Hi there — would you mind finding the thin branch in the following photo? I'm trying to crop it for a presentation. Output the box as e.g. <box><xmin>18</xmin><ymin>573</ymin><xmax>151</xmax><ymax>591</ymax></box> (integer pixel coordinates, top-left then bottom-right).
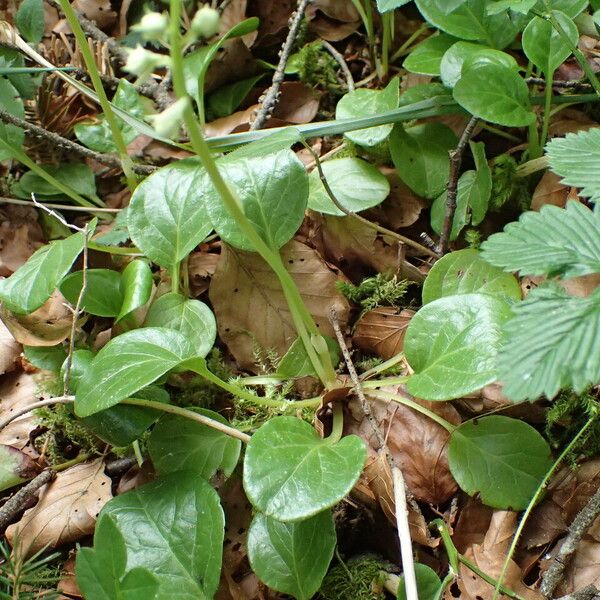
<box><xmin>525</xmin><ymin>77</ymin><xmax>592</xmax><ymax>90</ymax></box>
<box><xmin>0</xmin><ymin>397</ymin><xmax>75</xmax><ymax>432</ymax></box>
<box><xmin>250</xmin><ymin>0</ymin><xmax>311</xmax><ymax>130</ymax></box>
<box><xmin>321</xmin><ymin>40</ymin><xmax>354</xmax><ymax>92</ymax></box>
<box><xmin>552</xmin><ymin>586</ymin><xmax>600</xmax><ymax>600</ymax></box>
<box><xmin>436</xmin><ymin>116</ymin><xmax>479</xmax><ymax>255</ymax></box>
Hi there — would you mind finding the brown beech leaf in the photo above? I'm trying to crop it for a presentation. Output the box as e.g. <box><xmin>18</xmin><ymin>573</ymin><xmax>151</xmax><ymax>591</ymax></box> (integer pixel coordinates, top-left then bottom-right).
<box><xmin>209</xmin><ymin>240</ymin><xmax>350</xmax><ymax>372</ymax></box>
<box><xmin>352</xmin><ymin>307</ymin><xmax>414</xmax><ymax>361</ymax></box>
<box><xmin>0</xmin><ymin>320</ymin><xmax>21</xmax><ymax>376</ymax></box>
<box><xmin>205</xmin><ymin>38</ymin><xmax>260</xmax><ymax>94</ymax></box>
<box><xmin>71</xmin><ymin>0</ymin><xmax>116</xmax><ymax>28</ymax></box>
<box><xmin>220</xmin><ymin>0</ymin><xmax>257</xmax><ymax>47</ymax></box>
<box><xmin>452</xmin><ymin>498</ymin><xmax>494</xmax><ymax>554</ymax></box>
<box><xmin>188</xmin><ymin>251</ymin><xmax>220</xmax><ymax>297</ymax></box>
<box><xmin>6</xmin><ymin>460</ymin><xmax>112</xmax><ymax>556</ymax></box>
<box><xmin>531</xmin><ymin>171</ymin><xmax>570</xmax><ymax>210</ymax></box>
<box><xmin>0</xmin><ymin>206</ymin><xmax>44</xmax><ymax>277</ymax></box>
<box><xmin>308</xmin><ymin>0</ymin><xmax>360</xmax><ymax>41</ymax></box>
<box><xmin>57</xmin><ymin>554</ymin><xmax>81</xmax><ymax>599</ymax></box>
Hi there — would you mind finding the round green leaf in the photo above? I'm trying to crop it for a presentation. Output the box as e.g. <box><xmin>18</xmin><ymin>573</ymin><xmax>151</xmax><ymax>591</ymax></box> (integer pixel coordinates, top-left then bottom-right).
<box><xmin>128</xmin><ymin>160</ymin><xmax>212</xmax><ymax>268</ymax></box>
<box><xmin>390</xmin><ymin>123</ymin><xmax>457</xmax><ymax>199</ymax></box>
<box><xmin>522</xmin><ymin>10</ymin><xmax>578</xmax><ymax>75</ymax></box>
<box><xmin>405</xmin><ymin>293</ymin><xmax>512</xmax><ymax>400</ymax></box>
<box><xmin>247</xmin><ymin>511</ymin><xmax>336</xmax><ymax>600</ymax></box>
<box><xmin>422</xmin><ymin>249</ymin><xmax>521</xmax><ymax>304</ymax></box>
<box><xmin>550</xmin><ymin>0</ymin><xmax>588</xmax><ymax>18</ymax></box>
<box><xmin>403</xmin><ymin>34</ymin><xmax>458</xmax><ymax>76</ymax></box>
<box><xmin>24</xmin><ymin>345</ymin><xmax>68</xmax><ymax>373</ymax></box>
<box><xmin>60</xmin><ymin>269</ymin><xmax>123</xmax><ymax>317</ymax></box>
<box><xmin>243</xmin><ymin>416</ymin><xmax>366</xmax><ymax>522</ymax></box>
<box><xmin>397</xmin><ymin>564</ymin><xmax>442</xmax><ymax>600</ymax></box>
<box><xmin>203</xmin><ymin>149</ymin><xmax>308</xmax><ymax>251</ymax></box>
<box><xmin>117</xmin><ymin>259</ymin><xmax>153</xmax><ymax>321</ymax></box>
<box><xmin>145</xmin><ymin>292</ymin><xmax>216</xmax><ymax>358</ymax></box>
<box><xmin>448</xmin><ymin>416</ymin><xmax>553</xmax><ymax>510</ymax></box>
<box><xmin>453</xmin><ymin>62</ymin><xmax>535</xmax><ymax>127</ymax></box>
<box><xmin>102</xmin><ymin>472</ymin><xmax>224</xmax><ymax>599</ymax></box>
<box><xmin>335</xmin><ymin>78</ymin><xmax>399</xmax><ymax>147</ymax></box>
<box><xmin>148</xmin><ymin>409</ymin><xmax>241</xmax><ymax>479</ymax></box>
<box><xmin>16</xmin><ymin>164</ymin><xmax>97</xmax><ymax>199</ymax></box>
<box><xmin>307</xmin><ymin>157</ymin><xmax>390</xmax><ymax>216</ymax></box>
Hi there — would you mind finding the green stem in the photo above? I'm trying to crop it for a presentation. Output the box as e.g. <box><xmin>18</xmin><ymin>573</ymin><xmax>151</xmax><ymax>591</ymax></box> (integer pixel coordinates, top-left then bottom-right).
<box><xmin>171</xmin><ymin>261</ymin><xmax>180</xmax><ymax>294</ymax></box>
<box><xmin>88</xmin><ymin>242</ymin><xmax>143</xmax><ymax>256</ymax></box>
<box><xmin>361</xmin><ymin>376</ymin><xmax>409</xmax><ymax>388</ymax></box>
<box><xmin>57</xmin><ymin>0</ymin><xmax>138</xmax><ymax>191</ymax></box>
<box><xmin>360</xmin><ymin>353</ymin><xmax>405</xmax><ymax>380</ymax></box>
<box><xmin>390</xmin><ymin>23</ymin><xmax>429</xmax><ymax>63</ymax></box>
<box><xmin>528</xmin><ymin>120</ymin><xmax>541</xmax><ymax>159</ymax></box>
<box><xmin>328</xmin><ymin>402</ymin><xmax>344</xmax><ymax>443</ymax></box>
<box><xmin>381</xmin><ymin>12</ymin><xmax>392</xmax><ymax>78</ymax></box>
<box><xmin>540</xmin><ymin>69</ymin><xmax>554</xmax><ymax>149</ymax></box>
<box><xmin>492</xmin><ymin>415</ymin><xmax>597</xmax><ymax>600</ymax></box>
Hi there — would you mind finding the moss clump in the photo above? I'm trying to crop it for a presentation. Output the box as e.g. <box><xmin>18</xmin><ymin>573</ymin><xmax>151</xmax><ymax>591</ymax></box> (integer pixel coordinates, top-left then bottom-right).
<box><xmin>297</xmin><ymin>41</ymin><xmax>342</xmax><ymax>96</ymax></box>
<box><xmin>337</xmin><ymin>273</ymin><xmax>412</xmax><ymax>317</ymax></box>
<box><xmin>318</xmin><ymin>556</ymin><xmax>388</xmax><ymax>600</ymax></box>
<box><xmin>489</xmin><ymin>154</ymin><xmax>530</xmax><ymax>213</ymax></box>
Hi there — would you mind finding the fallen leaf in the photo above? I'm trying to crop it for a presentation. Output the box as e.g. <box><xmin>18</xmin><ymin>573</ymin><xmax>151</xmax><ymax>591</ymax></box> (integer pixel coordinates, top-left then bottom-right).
<box><xmin>308</xmin><ymin>0</ymin><xmax>360</xmax><ymax>41</ymax></box>
<box><xmin>248</xmin><ymin>0</ymin><xmax>296</xmax><ymax>46</ymax></box>
<box><xmin>188</xmin><ymin>250</ymin><xmax>220</xmax><ymax>297</ymax></box>
<box><xmin>531</xmin><ymin>171</ymin><xmax>570</xmax><ymax>210</ymax></box>
<box><xmin>6</xmin><ymin>460</ymin><xmax>112</xmax><ymax>556</ymax></box>
<box><xmin>0</xmin><ymin>320</ymin><xmax>21</xmax><ymax>376</ymax></box>
<box><xmin>209</xmin><ymin>240</ymin><xmax>350</xmax><ymax>372</ymax></box>
<box><xmin>220</xmin><ymin>0</ymin><xmax>257</xmax><ymax>47</ymax></box>
<box><xmin>205</xmin><ymin>38</ymin><xmax>261</xmax><ymax>94</ymax></box>
<box><xmin>452</xmin><ymin>498</ymin><xmax>494</xmax><ymax>554</ymax></box>
<box><xmin>57</xmin><ymin>554</ymin><xmax>81</xmax><ymax>599</ymax></box>
<box><xmin>71</xmin><ymin>0</ymin><xmax>116</xmax><ymax>29</ymax></box>
<box><xmin>555</xmin><ymin>538</ymin><xmax>600</xmax><ymax>596</ymax></box>
<box><xmin>0</xmin><ymin>205</ymin><xmax>44</xmax><ymax>277</ymax></box>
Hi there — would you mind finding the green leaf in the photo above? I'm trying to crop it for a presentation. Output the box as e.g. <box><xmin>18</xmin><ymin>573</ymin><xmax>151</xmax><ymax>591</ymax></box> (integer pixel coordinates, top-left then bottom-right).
<box><xmin>500</xmin><ymin>283</ymin><xmax>600</xmax><ymax>400</ymax></box>
<box><xmin>15</xmin><ymin>0</ymin><xmax>44</xmax><ymax>43</ymax></box>
<box><xmin>15</xmin><ymin>163</ymin><xmax>97</xmax><ymax>199</ymax></box>
<box><xmin>480</xmin><ymin>201</ymin><xmax>600</xmax><ymax>278</ymax></box>
<box><xmin>397</xmin><ymin>564</ymin><xmax>442</xmax><ymax>600</ymax></box>
<box><xmin>148</xmin><ymin>409</ymin><xmax>241</xmax><ymax>479</ymax></box>
<box><xmin>76</xmin><ymin>514</ymin><xmax>159</xmax><ymax>600</ymax></box>
<box><xmin>423</xmin><ymin>249</ymin><xmax>521</xmax><ymax>304</ymax></box>
<box><xmin>24</xmin><ymin>345</ymin><xmax>68</xmax><ymax>373</ymax></box>
<box><xmin>226</xmin><ymin>128</ymin><xmax>302</xmax><ymax>160</ymax></box>
<box><xmin>307</xmin><ymin>157</ymin><xmax>390</xmax><ymax>216</ymax></box>
<box><xmin>453</xmin><ymin>63</ymin><xmax>534</xmax><ymax>127</ymax></box>
<box><xmin>203</xmin><ymin>149</ymin><xmax>308</xmax><ymax>251</ymax></box>
<box><xmin>74</xmin><ymin>327</ymin><xmax>197</xmax><ymax>417</ymax></box>
<box><xmin>128</xmin><ymin>160</ymin><xmax>212</xmax><ymax>268</ymax></box>
<box><xmin>377</xmin><ymin>0</ymin><xmax>412</xmax><ymax>11</ymax></box>
<box><xmin>74</xmin><ymin>80</ymin><xmax>145</xmax><ymax>153</ymax></box>
<box><xmin>405</xmin><ymin>293</ymin><xmax>512</xmax><ymax>400</ymax></box>
<box><xmin>101</xmin><ymin>473</ymin><xmax>224</xmax><ymax>600</ymax></box>
<box><xmin>277</xmin><ymin>336</ymin><xmax>340</xmax><ymax>378</ymax></box>
<box><xmin>487</xmin><ymin>0</ymin><xmax>536</xmax><ymax>14</ymax></box>
<box><xmin>0</xmin><ymin>79</ymin><xmax>26</xmax><ymax>160</ymax></box>
<box><xmin>449</xmin><ymin>416</ymin><xmax>553</xmax><ymax>509</ymax></box>
<box><xmin>117</xmin><ymin>260</ymin><xmax>153</xmax><ymax>321</ymax></box>
<box><xmin>60</xmin><ymin>269</ymin><xmax>123</xmax><ymax>317</ymax></box>
<box><xmin>0</xmin><ymin>232</ymin><xmax>84</xmax><ymax>314</ymax></box>
<box><xmin>144</xmin><ymin>293</ymin><xmax>216</xmax><ymax>358</ymax></box>
<box><xmin>0</xmin><ymin>48</ymin><xmax>40</xmax><ymax>100</ymax></box>
<box><xmin>0</xmin><ymin>445</ymin><xmax>34</xmax><ymax>492</ymax></box>
<box><xmin>415</xmin><ymin>0</ymin><xmax>521</xmax><ymax>48</ymax></box>
<box><xmin>335</xmin><ymin>78</ymin><xmax>399</xmax><ymax>147</ymax></box>
<box><xmin>243</xmin><ymin>416</ymin><xmax>366</xmax><ymax>521</ymax></box>
<box><xmin>549</xmin><ymin>0</ymin><xmax>589</xmax><ymax>18</ymax></box>
<box><xmin>404</xmin><ymin>34</ymin><xmax>459</xmax><ymax>76</ymax></box>
<box><xmin>390</xmin><ymin>123</ymin><xmax>457</xmax><ymax>199</ymax></box>
<box><xmin>522</xmin><ymin>11</ymin><xmax>578</xmax><ymax>74</ymax></box>
<box><xmin>546</xmin><ymin>129</ymin><xmax>600</xmax><ymax>203</ymax></box>
<box><xmin>247</xmin><ymin>511</ymin><xmax>336</xmax><ymax>600</ymax></box>
<box><xmin>207</xmin><ymin>74</ymin><xmax>265</xmax><ymax>119</ymax></box>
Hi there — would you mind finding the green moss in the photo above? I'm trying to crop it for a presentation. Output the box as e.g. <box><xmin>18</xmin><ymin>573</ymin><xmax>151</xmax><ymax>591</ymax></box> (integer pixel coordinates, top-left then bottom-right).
<box><xmin>337</xmin><ymin>273</ymin><xmax>412</xmax><ymax>317</ymax></box>
<box><xmin>489</xmin><ymin>154</ymin><xmax>530</xmax><ymax>213</ymax></box>
<box><xmin>297</xmin><ymin>41</ymin><xmax>342</xmax><ymax>96</ymax></box>
<box><xmin>318</xmin><ymin>556</ymin><xmax>388</xmax><ymax>600</ymax></box>
<box><xmin>464</xmin><ymin>228</ymin><xmax>482</xmax><ymax>249</ymax></box>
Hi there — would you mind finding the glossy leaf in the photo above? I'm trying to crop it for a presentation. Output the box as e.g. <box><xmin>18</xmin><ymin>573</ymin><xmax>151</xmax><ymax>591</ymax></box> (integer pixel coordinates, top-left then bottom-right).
<box><xmin>422</xmin><ymin>249</ymin><xmax>521</xmax><ymax>304</ymax></box>
<box><xmin>0</xmin><ymin>79</ymin><xmax>25</xmax><ymax>160</ymax></box>
<box><xmin>247</xmin><ymin>511</ymin><xmax>336</xmax><ymax>600</ymax></box>
<box><xmin>377</xmin><ymin>0</ymin><xmax>412</xmax><ymax>11</ymax></box>
<box><xmin>453</xmin><ymin>63</ymin><xmax>534</xmax><ymax>127</ymax></box>
<box><xmin>277</xmin><ymin>336</ymin><xmax>340</xmax><ymax>378</ymax></box>
<box><xmin>60</xmin><ymin>269</ymin><xmax>123</xmax><ymax>317</ymax></box>
<box><xmin>487</xmin><ymin>0</ymin><xmax>536</xmax><ymax>13</ymax></box>
<box><xmin>449</xmin><ymin>416</ymin><xmax>553</xmax><ymax>509</ymax></box>
<box><xmin>390</xmin><ymin>123</ymin><xmax>457</xmax><ymax>199</ymax></box>
<box><xmin>117</xmin><ymin>260</ymin><xmax>153</xmax><ymax>321</ymax></box>
<box><xmin>128</xmin><ymin>160</ymin><xmax>212</xmax><ymax>268</ymax></box>
<box><xmin>13</xmin><ymin>163</ymin><xmax>97</xmax><ymax>200</ymax></box>
<box><xmin>307</xmin><ymin>157</ymin><xmax>390</xmax><ymax>216</ymax></box>
<box><xmin>207</xmin><ymin>74</ymin><xmax>265</xmax><ymax>119</ymax></box>
<box><xmin>75</xmin><ymin>327</ymin><xmax>197</xmax><ymax>417</ymax></box>
<box><xmin>335</xmin><ymin>78</ymin><xmax>399</xmax><ymax>147</ymax></box>
<box><xmin>15</xmin><ymin>0</ymin><xmax>44</xmax><ymax>43</ymax></box>
<box><xmin>144</xmin><ymin>292</ymin><xmax>216</xmax><ymax>358</ymax></box>
<box><xmin>405</xmin><ymin>293</ymin><xmax>512</xmax><ymax>400</ymax></box>
<box><xmin>203</xmin><ymin>149</ymin><xmax>308</xmax><ymax>251</ymax></box>
<box><xmin>102</xmin><ymin>473</ymin><xmax>224</xmax><ymax>600</ymax></box>
<box><xmin>148</xmin><ymin>409</ymin><xmax>241</xmax><ymax>479</ymax></box>
<box><xmin>403</xmin><ymin>34</ymin><xmax>458</xmax><ymax>76</ymax></box>
<box><xmin>24</xmin><ymin>345</ymin><xmax>68</xmax><ymax>373</ymax></box>
<box><xmin>548</xmin><ymin>0</ymin><xmax>589</xmax><ymax>18</ymax></box>
<box><xmin>0</xmin><ymin>232</ymin><xmax>84</xmax><ymax>314</ymax></box>
<box><xmin>397</xmin><ymin>564</ymin><xmax>442</xmax><ymax>600</ymax></box>
<box><xmin>244</xmin><ymin>416</ymin><xmax>366</xmax><ymax>521</ymax></box>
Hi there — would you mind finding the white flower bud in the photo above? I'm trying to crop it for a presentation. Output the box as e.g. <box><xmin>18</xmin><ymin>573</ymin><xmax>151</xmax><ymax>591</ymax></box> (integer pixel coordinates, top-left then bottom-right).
<box><xmin>191</xmin><ymin>5</ymin><xmax>220</xmax><ymax>38</ymax></box>
<box><xmin>146</xmin><ymin>97</ymin><xmax>190</xmax><ymax>138</ymax></box>
<box><xmin>132</xmin><ymin>12</ymin><xmax>169</xmax><ymax>40</ymax></box>
<box><xmin>123</xmin><ymin>45</ymin><xmax>169</xmax><ymax>81</ymax></box>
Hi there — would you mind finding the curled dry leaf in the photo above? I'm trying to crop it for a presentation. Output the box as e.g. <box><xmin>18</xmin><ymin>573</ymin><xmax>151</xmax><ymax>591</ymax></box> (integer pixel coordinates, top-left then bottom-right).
<box><xmin>188</xmin><ymin>251</ymin><xmax>220</xmax><ymax>297</ymax></box>
<box><xmin>531</xmin><ymin>171</ymin><xmax>571</xmax><ymax>210</ymax></box>
<box><xmin>205</xmin><ymin>38</ymin><xmax>259</xmax><ymax>94</ymax></box>
<box><xmin>0</xmin><ymin>319</ymin><xmax>21</xmax><ymax>376</ymax></box>
<box><xmin>308</xmin><ymin>0</ymin><xmax>360</xmax><ymax>42</ymax></box>
<box><xmin>0</xmin><ymin>205</ymin><xmax>44</xmax><ymax>277</ymax></box>
<box><xmin>220</xmin><ymin>0</ymin><xmax>257</xmax><ymax>47</ymax></box>
<box><xmin>71</xmin><ymin>0</ymin><xmax>117</xmax><ymax>29</ymax></box>
<box><xmin>5</xmin><ymin>459</ymin><xmax>113</xmax><ymax>556</ymax></box>
<box><xmin>452</xmin><ymin>498</ymin><xmax>494</xmax><ymax>554</ymax></box>
<box><xmin>352</xmin><ymin>307</ymin><xmax>414</xmax><ymax>361</ymax></box>
<box><xmin>209</xmin><ymin>240</ymin><xmax>350</xmax><ymax>372</ymax></box>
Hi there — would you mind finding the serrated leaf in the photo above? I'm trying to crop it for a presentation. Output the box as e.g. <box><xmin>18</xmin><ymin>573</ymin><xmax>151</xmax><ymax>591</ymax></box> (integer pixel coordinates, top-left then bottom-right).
<box><xmin>500</xmin><ymin>284</ymin><xmax>600</xmax><ymax>401</ymax></box>
<box><xmin>60</xmin><ymin>269</ymin><xmax>123</xmax><ymax>317</ymax></box>
<box><xmin>243</xmin><ymin>417</ymin><xmax>366</xmax><ymax>521</ymax></box>
<box><xmin>405</xmin><ymin>293</ymin><xmax>512</xmax><ymax>400</ymax></box>
<box><xmin>117</xmin><ymin>260</ymin><xmax>153</xmax><ymax>321</ymax></box>
<box><xmin>0</xmin><ymin>232</ymin><xmax>84</xmax><ymax>314</ymax></box>
<box><xmin>397</xmin><ymin>564</ymin><xmax>442</xmax><ymax>600</ymax></box>
<box><xmin>448</xmin><ymin>416</ymin><xmax>553</xmax><ymax>509</ymax></box>
<box><xmin>546</xmin><ymin>129</ymin><xmax>600</xmax><ymax>203</ymax></box>
<box><xmin>404</xmin><ymin>34</ymin><xmax>458</xmax><ymax>76</ymax></box>
<box><xmin>481</xmin><ymin>201</ymin><xmax>600</xmax><ymax>278</ymax></box>
<box><xmin>247</xmin><ymin>511</ymin><xmax>336</xmax><ymax>600</ymax></box>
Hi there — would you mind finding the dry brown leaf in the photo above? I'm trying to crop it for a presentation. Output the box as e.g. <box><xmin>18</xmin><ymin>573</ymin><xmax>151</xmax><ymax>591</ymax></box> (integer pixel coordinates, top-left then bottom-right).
<box><xmin>0</xmin><ymin>319</ymin><xmax>21</xmax><ymax>376</ymax></box>
<box><xmin>452</xmin><ymin>498</ymin><xmax>494</xmax><ymax>554</ymax></box>
<box><xmin>531</xmin><ymin>171</ymin><xmax>570</xmax><ymax>210</ymax></box>
<box><xmin>6</xmin><ymin>460</ymin><xmax>112</xmax><ymax>556</ymax></box>
<box><xmin>352</xmin><ymin>307</ymin><xmax>414</xmax><ymax>361</ymax></box>
<box><xmin>0</xmin><ymin>205</ymin><xmax>44</xmax><ymax>277</ymax></box>
<box><xmin>313</xmin><ymin>0</ymin><xmax>360</xmax><ymax>22</ymax></box>
<box><xmin>248</xmin><ymin>0</ymin><xmax>296</xmax><ymax>45</ymax></box>
<box><xmin>71</xmin><ymin>0</ymin><xmax>116</xmax><ymax>29</ymax></box>
<box><xmin>205</xmin><ymin>38</ymin><xmax>260</xmax><ymax>94</ymax></box>
<box><xmin>308</xmin><ymin>0</ymin><xmax>360</xmax><ymax>41</ymax></box>
<box><xmin>548</xmin><ymin>109</ymin><xmax>599</xmax><ymax>137</ymax></box>
<box><xmin>555</xmin><ymin>538</ymin><xmax>600</xmax><ymax>596</ymax></box>
<box><xmin>308</xmin><ymin>14</ymin><xmax>361</xmax><ymax>41</ymax></box>
<box><xmin>188</xmin><ymin>251</ymin><xmax>220</xmax><ymax>297</ymax></box>
<box><xmin>521</xmin><ymin>274</ymin><xmax>600</xmax><ymax>299</ymax></box>
<box><xmin>220</xmin><ymin>0</ymin><xmax>257</xmax><ymax>47</ymax></box>
<box><xmin>1</xmin><ymin>444</ymin><xmax>41</xmax><ymax>480</ymax></box>
<box><xmin>57</xmin><ymin>554</ymin><xmax>81</xmax><ymax>599</ymax></box>
<box><xmin>209</xmin><ymin>240</ymin><xmax>350</xmax><ymax>372</ymax></box>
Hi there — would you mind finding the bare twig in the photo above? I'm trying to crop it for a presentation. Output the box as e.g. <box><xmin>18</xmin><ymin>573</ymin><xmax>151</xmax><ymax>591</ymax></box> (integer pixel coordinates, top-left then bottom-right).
<box><xmin>525</xmin><ymin>77</ymin><xmax>592</xmax><ymax>90</ymax></box>
<box><xmin>553</xmin><ymin>586</ymin><xmax>600</xmax><ymax>600</ymax></box>
<box><xmin>321</xmin><ymin>40</ymin><xmax>355</xmax><ymax>92</ymax></box>
<box><xmin>436</xmin><ymin>116</ymin><xmax>479</xmax><ymax>255</ymax></box>
<box><xmin>541</xmin><ymin>486</ymin><xmax>600</xmax><ymax>597</ymax></box>
<box><xmin>0</xmin><ymin>397</ymin><xmax>75</xmax><ymax>432</ymax></box>
<box><xmin>250</xmin><ymin>0</ymin><xmax>311</xmax><ymax>130</ymax></box>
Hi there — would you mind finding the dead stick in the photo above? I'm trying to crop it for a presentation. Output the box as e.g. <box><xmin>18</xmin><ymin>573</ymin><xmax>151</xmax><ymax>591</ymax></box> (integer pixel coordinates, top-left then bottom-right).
<box><xmin>321</xmin><ymin>40</ymin><xmax>355</xmax><ymax>92</ymax></box>
<box><xmin>552</xmin><ymin>587</ymin><xmax>600</xmax><ymax>600</ymax></box>
<box><xmin>436</xmin><ymin>116</ymin><xmax>478</xmax><ymax>255</ymax></box>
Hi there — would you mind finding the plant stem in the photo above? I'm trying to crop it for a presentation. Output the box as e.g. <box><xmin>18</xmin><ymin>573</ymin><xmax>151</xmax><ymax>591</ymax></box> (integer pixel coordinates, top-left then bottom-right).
<box><xmin>381</xmin><ymin>11</ymin><xmax>393</xmax><ymax>78</ymax></box>
<box><xmin>540</xmin><ymin>69</ymin><xmax>554</xmax><ymax>149</ymax></box>
<box><xmin>171</xmin><ymin>262</ymin><xmax>180</xmax><ymax>294</ymax></box>
<box><xmin>0</xmin><ymin>197</ymin><xmax>119</xmax><ymax>214</ymax></box>
<box><xmin>57</xmin><ymin>0</ymin><xmax>138</xmax><ymax>191</ymax></box>
<box><xmin>528</xmin><ymin>120</ymin><xmax>541</xmax><ymax>159</ymax></box>
<box><xmin>360</xmin><ymin>353</ymin><xmax>405</xmax><ymax>380</ymax></box>
<box><xmin>390</xmin><ymin>24</ymin><xmax>430</xmax><ymax>63</ymax></box>
<box><xmin>327</xmin><ymin>402</ymin><xmax>344</xmax><ymax>443</ymax></box>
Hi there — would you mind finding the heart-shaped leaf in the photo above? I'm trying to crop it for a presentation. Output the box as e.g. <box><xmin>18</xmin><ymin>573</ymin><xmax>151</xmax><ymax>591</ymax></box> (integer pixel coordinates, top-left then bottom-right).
<box><xmin>405</xmin><ymin>293</ymin><xmax>512</xmax><ymax>400</ymax></box>
<box><xmin>247</xmin><ymin>511</ymin><xmax>336</xmax><ymax>600</ymax></box>
<box><xmin>148</xmin><ymin>409</ymin><xmax>241</xmax><ymax>479</ymax></box>
<box><xmin>117</xmin><ymin>260</ymin><xmax>153</xmax><ymax>322</ymax></box>
<box><xmin>60</xmin><ymin>269</ymin><xmax>123</xmax><ymax>317</ymax></box>
<box><xmin>102</xmin><ymin>472</ymin><xmax>224</xmax><ymax>600</ymax></box>
<box><xmin>448</xmin><ymin>416</ymin><xmax>553</xmax><ymax>509</ymax></box>
<box><xmin>0</xmin><ymin>232</ymin><xmax>84</xmax><ymax>314</ymax></box>
<box><xmin>75</xmin><ymin>327</ymin><xmax>197</xmax><ymax>417</ymax></box>
<box><xmin>243</xmin><ymin>416</ymin><xmax>366</xmax><ymax>521</ymax></box>
<box><xmin>128</xmin><ymin>160</ymin><xmax>212</xmax><ymax>268</ymax></box>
